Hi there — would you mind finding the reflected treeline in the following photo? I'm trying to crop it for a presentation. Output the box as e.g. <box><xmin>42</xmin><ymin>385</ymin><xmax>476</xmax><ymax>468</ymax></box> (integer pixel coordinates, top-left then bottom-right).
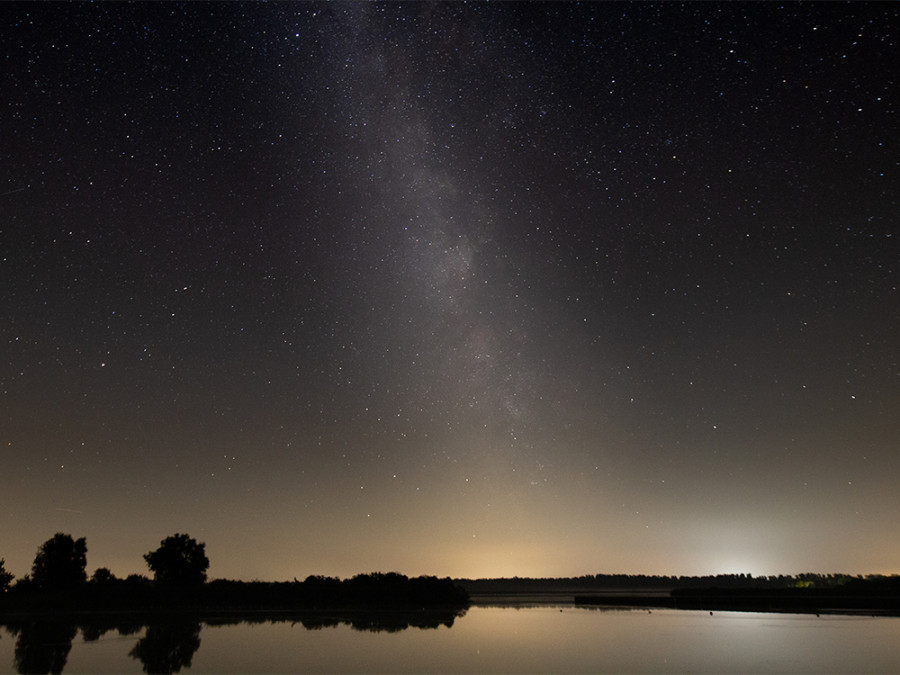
<box><xmin>205</xmin><ymin>607</ymin><xmax>464</xmax><ymax>633</ymax></box>
<box><xmin>128</xmin><ymin>619</ymin><xmax>201</xmax><ymax>674</ymax></box>
<box><xmin>299</xmin><ymin>608</ymin><xmax>462</xmax><ymax>633</ymax></box>
<box><xmin>0</xmin><ymin>608</ymin><xmax>466</xmax><ymax>674</ymax></box>
<box><xmin>1</xmin><ymin>613</ymin><xmax>183</xmax><ymax>675</ymax></box>
<box><xmin>7</xmin><ymin>617</ymin><xmax>77</xmax><ymax>675</ymax></box>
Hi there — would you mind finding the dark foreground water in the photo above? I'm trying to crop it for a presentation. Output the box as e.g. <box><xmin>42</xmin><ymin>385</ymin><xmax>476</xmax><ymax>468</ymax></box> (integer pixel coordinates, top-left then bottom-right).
<box><xmin>2</xmin><ymin>605</ymin><xmax>899</xmax><ymax>673</ymax></box>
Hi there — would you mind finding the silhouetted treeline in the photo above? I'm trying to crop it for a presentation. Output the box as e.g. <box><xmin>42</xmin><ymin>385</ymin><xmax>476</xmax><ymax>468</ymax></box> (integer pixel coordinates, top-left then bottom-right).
<box><xmin>1</xmin><ymin>533</ymin><xmax>468</xmax><ymax>612</ymax></box>
<box><xmin>1</xmin><ymin>572</ymin><xmax>468</xmax><ymax>612</ymax></box>
<box><xmin>200</xmin><ymin>573</ymin><xmax>469</xmax><ymax>610</ymax></box>
<box><xmin>459</xmin><ymin>572</ymin><xmax>900</xmax><ymax>595</ymax></box>
<box><xmin>575</xmin><ymin>575</ymin><xmax>900</xmax><ymax>613</ymax></box>
<box><xmin>666</xmin><ymin>575</ymin><xmax>900</xmax><ymax>613</ymax></box>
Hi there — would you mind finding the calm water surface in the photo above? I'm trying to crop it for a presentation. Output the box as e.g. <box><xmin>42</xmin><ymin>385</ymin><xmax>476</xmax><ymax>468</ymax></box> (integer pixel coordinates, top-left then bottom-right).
<box><xmin>2</xmin><ymin>605</ymin><xmax>899</xmax><ymax>673</ymax></box>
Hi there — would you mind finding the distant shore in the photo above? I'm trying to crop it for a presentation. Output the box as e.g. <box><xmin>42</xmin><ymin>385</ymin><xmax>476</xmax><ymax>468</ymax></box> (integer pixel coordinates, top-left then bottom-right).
<box><xmin>457</xmin><ymin>573</ymin><xmax>900</xmax><ymax>615</ymax></box>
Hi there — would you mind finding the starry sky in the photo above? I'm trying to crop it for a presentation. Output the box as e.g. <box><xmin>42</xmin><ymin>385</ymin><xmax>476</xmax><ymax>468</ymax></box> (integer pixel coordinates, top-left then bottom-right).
<box><xmin>2</xmin><ymin>2</ymin><xmax>898</xmax><ymax>582</ymax></box>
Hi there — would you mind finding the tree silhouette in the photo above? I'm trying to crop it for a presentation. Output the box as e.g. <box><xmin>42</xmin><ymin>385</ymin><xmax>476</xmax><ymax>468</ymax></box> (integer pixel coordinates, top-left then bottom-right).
<box><xmin>91</xmin><ymin>567</ymin><xmax>117</xmax><ymax>585</ymax></box>
<box><xmin>144</xmin><ymin>534</ymin><xmax>209</xmax><ymax>585</ymax></box>
<box><xmin>31</xmin><ymin>533</ymin><xmax>87</xmax><ymax>591</ymax></box>
<box><xmin>0</xmin><ymin>558</ymin><xmax>13</xmax><ymax>592</ymax></box>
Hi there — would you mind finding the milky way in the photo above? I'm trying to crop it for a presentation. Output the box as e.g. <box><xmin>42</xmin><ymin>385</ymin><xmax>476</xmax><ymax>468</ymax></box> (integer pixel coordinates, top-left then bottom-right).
<box><xmin>2</xmin><ymin>2</ymin><xmax>898</xmax><ymax>580</ymax></box>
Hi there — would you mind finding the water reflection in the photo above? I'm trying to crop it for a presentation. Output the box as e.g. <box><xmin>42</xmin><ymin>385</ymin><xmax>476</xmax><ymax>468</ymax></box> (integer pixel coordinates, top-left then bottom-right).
<box><xmin>6</xmin><ymin>607</ymin><xmax>896</xmax><ymax>674</ymax></box>
<box><xmin>8</xmin><ymin>617</ymin><xmax>77</xmax><ymax>675</ymax></box>
<box><xmin>292</xmin><ymin>608</ymin><xmax>462</xmax><ymax>632</ymax></box>
<box><xmin>129</xmin><ymin>619</ymin><xmax>201</xmax><ymax>674</ymax></box>
<box><xmin>0</xmin><ymin>608</ymin><xmax>466</xmax><ymax>674</ymax></box>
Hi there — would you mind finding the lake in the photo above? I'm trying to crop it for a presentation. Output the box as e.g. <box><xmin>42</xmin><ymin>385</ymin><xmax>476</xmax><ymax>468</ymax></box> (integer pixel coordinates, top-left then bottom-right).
<box><xmin>2</xmin><ymin>603</ymin><xmax>899</xmax><ymax>673</ymax></box>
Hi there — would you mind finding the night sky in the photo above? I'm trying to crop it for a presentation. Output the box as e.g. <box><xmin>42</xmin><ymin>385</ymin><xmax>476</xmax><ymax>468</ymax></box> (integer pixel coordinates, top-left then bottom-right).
<box><xmin>2</xmin><ymin>2</ymin><xmax>898</xmax><ymax>582</ymax></box>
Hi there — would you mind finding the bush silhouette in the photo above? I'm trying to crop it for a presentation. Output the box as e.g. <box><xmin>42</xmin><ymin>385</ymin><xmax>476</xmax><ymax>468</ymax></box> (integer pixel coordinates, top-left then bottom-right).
<box><xmin>144</xmin><ymin>534</ymin><xmax>209</xmax><ymax>585</ymax></box>
<box><xmin>91</xmin><ymin>567</ymin><xmax>117</xmax><ymax>585</ymax></box>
